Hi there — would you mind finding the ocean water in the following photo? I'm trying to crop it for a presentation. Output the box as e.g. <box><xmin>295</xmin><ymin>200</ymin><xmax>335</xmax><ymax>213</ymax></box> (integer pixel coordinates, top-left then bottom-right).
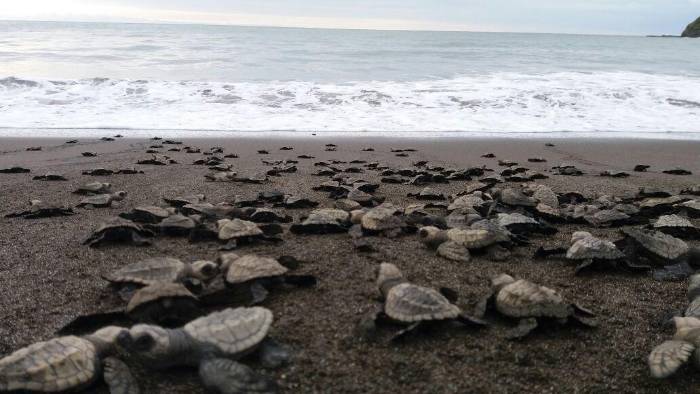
<box><xmin>1</xmin><ymin>20</ymin><xmax>700</xmax><ymax>138</ymax></box>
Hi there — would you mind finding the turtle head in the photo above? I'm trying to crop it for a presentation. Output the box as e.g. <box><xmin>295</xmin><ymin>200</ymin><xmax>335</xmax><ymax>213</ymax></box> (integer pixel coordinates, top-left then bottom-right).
<box><xmin>571</xmin><ymin>231</ymin><xmax>592</xmax><ymax>244</ymax></box>
<box><xmin>490</xmin><ymin>274</ymin><xmax>515</xmax><ymax>291</ymax></box>
<box><xmin>85</xmin><ymin>326</ymin><xmax>127</xmax><ymax>355</ymax></box>
<box><xmin>113</xmin><ymin>191</ymin><xmax>128</xmax><ymax>201</ymax></box>
<box><xmin>376</xmin><ymin>263</ymin><xmax>406</xmax><ymax>297</ymax></box>
<box><xmin>117</xmin><ymin>324</ymin><xmax>172</xmax><ymax>365</ymax></box>
<box><xmin>418</xmin><ymin>226</ymin><xmax>448</xmax><ymax>249</ymax></box>
<box><xmin>191</xmin><ymin>260</ymin><xmax>219</xmax><ymax>281</ymax></box>
<box><xmin>218</xmin><ymin>252</ymin><xmax>241</xmax><ymax>273</ymax></box>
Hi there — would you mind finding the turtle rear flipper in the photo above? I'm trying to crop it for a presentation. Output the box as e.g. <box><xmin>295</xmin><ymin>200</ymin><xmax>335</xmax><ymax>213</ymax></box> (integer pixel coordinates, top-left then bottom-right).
<box><xmin>254</xmin><ymin>338</ymin><xmax>291</xmax><ymax>369</ymax></box>
<box><xmin>572</xmin><ymin>303</ymin><xmax>596</xmax><ymax>318</ymax></box>
<box><xmin>57</xmin><ymin>311</ymin><xmax>129</xmax><ymax>336</ymax></box>
<box><xmin>456</xmin><ymin>312</ymin><xmax>488</xmax><ymax>327</ymax></box>
<box><xmin>103</xmin><ymin>357</ymin><xmax>140</xmax><ymax>394</ymax></box>
<box><xmin>249</xmin><ymin>282</ymin><xmax>270</xmax><ymax>305</ymax></box>
<box><xmin>648</xmin><ymin>340</ymin><xmax>695</xmax><ymax>379</ymax></box>
<box><xmin>389</xmin><ymin>322</ymin><xmax>423</xmax><ymax>342</ymax></box>
<box><xmin>505</xmin><ymin>317</ymin><xmax>538</xmax><ymax>340</ymax></box>
<box><xmin>573</xmin><ymin>259</ymin><xmax>595</xmax><ymax>275</ymax></box>
<box><xmin>199</xmin><ymin>358</ymin><xmax>277</xmax><ymax>394</ymax></box>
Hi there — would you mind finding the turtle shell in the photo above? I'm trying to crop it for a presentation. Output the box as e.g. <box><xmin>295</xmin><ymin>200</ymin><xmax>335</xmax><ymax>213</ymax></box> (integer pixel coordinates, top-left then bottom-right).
<box><xmin>225</xmin><ymin>255</ymin><xmax>289</xmax><ymax>284</ymax></box>
<box><xmin>74</xmin><ymin>182</ymin><xmax>111</xmax><ymax>195</ymax></box>
<box><xmin>499</xmin><ymin>188</ymin><xmax>537</xmax><ymax>207</ymax></box>
<box><xmin>447</xmin><ymin>228</ymin><xmax>498</xmax><ymax>249</ymax></box>
<box><xmin>622</xmin><ymin>227</ymin><xmax>689</xmax><ymax>261</ymax></box>
<box><xmin>361</xmin><ymin>204</ymin><xmax>401</xmax><ymax>231</ymax></box>
<box><xmin>532</xmin><ymin>185</ymin><xmax>559</xmax><ymax>208</ymax></box>
<box><xmin>654</xmin><ymin>215</ymin><xmax>695</xmax><ymax>230</ymax></box>
<box><xmin>291</xmin><ymin>209</ymin><xmax>349</xmax><ymax>234</ymax></box>
<box><xmin>120</xmin><ymin>206</ymin><xmax>170</xmax><ymax>223</ymax></box>
<box><xmin>584</xmin><ymin>209</ymin><xmax>630</xmax><ymax>227</ymax></box>
<box><xmin>384</xmin><ymin>283</ymin><xmax>460</xmax><ymax>323</ymax></box>
<box><xmin>495</xmin><ymin>279</ymin><xmax>572</xmax><ymax>319</ymax></box>
<box><xmin>448</xmin><ymin>195</ymin><xmax>486</xmax><ymax>211</ymax></box>
<box><xmin>104</xmin><ymin>257</ymin><xmax>187</xmax><ymax>286</ymax></box>
<box><xmin>436</xmin><ymin>241</ymin><xmax>471</xmax><ymax>262</ymax></box>
<box><xmin>566</xmin><ymin>235</ymin><xmax>624</xmax><ymax>261</ymax></box>
<box><xmin>126</xmin><ymin>282</ymin><xmax>197</xmax><ymax>314</ymax></box>
<box><xmin>78</xmin><ymin>194</ymin><xmax>113</xmax><ymax>207</ymax></box>
<box><xmin>163</xmin><ymin>194</ymin><xmax>205</xmax><ymax>208</ymax></box>
<box><xmin>93</xmin><ymin>217</ymin><xmax>147</xmax><ymax>234</ymax></box>
<box><xmin>183</xmin><ymin>307</ymin><xmax>273</xmax><ymax>356</ymax></box>
<box><xmin>0</xmin><ymin>336</ymin><xmax>98</xmax><ymax>392</ymax></box>
<box><xmin>218</xmin><ymin>219</ymin><xmax>263</xmax><ymax>241</ymax></box>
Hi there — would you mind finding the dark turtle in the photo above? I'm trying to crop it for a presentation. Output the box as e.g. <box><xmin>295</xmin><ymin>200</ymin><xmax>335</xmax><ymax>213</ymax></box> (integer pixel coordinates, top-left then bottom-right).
<box><xmin>82</xmin><ymin>151</ymin><xmax>97</xmax><ymax>157</ymax></box>
<box><xmin>118</xmin><ymin>307</ymin><xmax>285</xmax><ymax>393</ymax></box>
<box><xmin>157</xmin><ymin>214</ymin><xmax>197</xmax><ymax>236</ymax></box>
<box><xmin>119</xmin><ymin>206</ymin><xmax>172</xmax><ymax>223</ymax></box>
<box><xmin>565</xmin><ymin>232</ymin><xmax>627</xmax><ymax>274</ymax></box>
<box><xmin>408</xmin><ymin>187</ymin><xmax>445</xmax><ymax>201</ymax></box>
<box><xmin>218</xmin><ymin>219</ymin><xmax>264</xmax><ymax>242</ymax></box>
<box><xmin>475</xmin><ymin>274</ymin><xmax>597</xmax><ymax>339</ymax></box>
<box><xmin>83</xmin><ymin>217</ymin><xmax>155</xmax><ymax>247</ymax></box>
<box><xmin>126</xmin><ymin>282</ymin><xmax>201</xmax><ymax>325</ymax></box>
<box><xmin>663</xmin><ymin>168</ymin><xmax>692</xmax><ymax>176</ymax></box>
<box><xmin>583</xmin><ymin>209</ymin><xmax>631</xmax><ymax>227</ymax></box>
<box><xmin>274</xmin><ymin>195</ymin><xmax>319</xmax><ymax>209</ymax></box>
<box><xmin>363</xmin><ymin>263</ymin><xmax>485</xmax><ymax>341</ymax></box>
<box><xmin>163</xmin><ymin>194</ymin><xmax>206</xmax><ymax>208</ymax></box>
<box><xmin>5</xmin><ymin>200</ymin><xmax>75</xmax><ymax>219</ymax></box>
<box><xmin>600</xmin><ymin>170</ymin><xmax>630</xmax><ymax>178</ymax></box>
<box><xmin>82</xmin><ymin>168</ymin><xmax>114</xmax><ymax>176</ymax></box>
<box><xmin>496</xmin><ymin>213</ymin><xmax>555</xmax><ymax>235</ymax></box>
<box><xmin>682</xmin><ymin>186</ymin><xmax>700</xmax><ymax>196</ymax></box>
<box><xmin>634</xmin><ymin>164</ymin><xmax>650</xmax><ymax>172</ymax></box>
<box><xmin>495</xmin><ymin>188</ymin><xmax>537</xmax><ymax>207</ymax></box>
<box><xmin>0</xmin><ymin>166</ymin><xmax>30</xmax><ymax>173</ymax></box>
<box><xmin>32</xmin><ymin>172</ymin><xmax>68</xmax><ymax>181</ymax></box>
<box><xmin>115</xmin><ymin>167</ymin><xmax>144</xmax><ymax>175</ymax></box>
<box><xmin>648</xmin><ymin>317</ymin><xmax>700</xmax><ymax>378</ymax></box>
<box><xmin>77</xmin><ymin>191</ymin><xmax>127</xmax><ymax>208</ymax></box>
<box><xmin>74</xmin><ymin>182</ymin><xmax>112</xmax><ymax>195</ymax></box>
<box><xmin>0</xmin><ymin>327</ymin><xmax>138</xmax><ymax>393</ymax></box>
<box><xmin>678</xmin><ymin>200</ymin><xmax>700</xmax><ymax>218</ymax></box>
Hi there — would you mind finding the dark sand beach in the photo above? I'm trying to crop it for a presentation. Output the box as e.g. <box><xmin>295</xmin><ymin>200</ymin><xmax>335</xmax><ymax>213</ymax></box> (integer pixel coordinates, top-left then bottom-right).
<box><xmin>1</xmin><ymin>136</ymin><xmax>700</xmax><ymax>393</ymax></box>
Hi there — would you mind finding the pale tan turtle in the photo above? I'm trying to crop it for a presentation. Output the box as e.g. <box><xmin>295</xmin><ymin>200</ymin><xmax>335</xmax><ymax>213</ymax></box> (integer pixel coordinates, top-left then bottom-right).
<box><xmin>74</xmin><ymin>182</ymin><xmax>112</xmax><ymax>195</ymax></box>
<box><xmin>157</xmin><ymin>214</ymin><xmax>197</xmax><ymax>236</ymax></box>
<box><xmin>475</xmin><ymin>274</ymin><xmax>597</xmax><ymax>339</ymax></box>
<box><xmin>495</xmin><ymin>188</ymin><xmax>537</xmax><ymax>207</ymax></box>
<box><xmin>5</xmin><ymin>200</ymin><xmax>75</xmax><ymax>219</ymax></box>
<box><xmin>218</xmin><ymin>219</ymin><xmax>263</xmax><ymax>241</ymax></box>
<box><xmin>364</xmin><ymin>263</ymin><xmax>484</xmax><ymax>341</ymax></box>
<box><xmin>125</xmin><ymin>282</ymin><xmax>200</xmax><ymax>325</ymax></box>
<box><xmin>566</xmin><ymin>231</ymin><xmax>627</xmax><ymax>274</ymax></box>
<box><xmin>163</xmin><ymin>194</ymin><xmax>205</xmax><ymax>208</ymax></box>
<box><xmin>290</xmin><ymin>208</ymin><xmax>350</xmax><ymax>234</ymax></box>
<box><xmin>648</xmin><ymin>317</ymin><xmax>700</xmax><ymax>378</ymax></box>
<box><xmin>105</xmin><ymin>257</ymin><xmax>217</xmax><ymax>287</ymax></box>
<box><xmin>212</xmin><ymin>254</ymin><xmax>317</xmax><ymax>305</ymax></box>
<box><xmin>118</xmin><ymin>307</ymin><xmax>285</xmax><ymax>393</ymax></box>
<box><xmin>361</xmin><ymin>204</ymin><xmax>404</xmax><ymax>237</ymax></box>
<box><xmin>77</xmin><ymin>191</ymin><xmax>127</xmax><ymax>208</ymax></box>
<box><xmin>653</xmin><ymin>215</ymin><xmax>700</xmax><ymax>239</ymax></box>
<box><xmin>620</xmin><ymin>227</ymin><xmax>690</xmax><ymax>265</ymax></box>
<box><xmin>83</xmin><ymin>217</ymin><xmax>154</xmax><ymax>247</ymax></box>
<box><xmin>436</xmin><ymin>241</ymin><xmax>471</xmax><ymax>263</ymax></box>
<box><xmin>0</xmin><ymin>326</ymin><xmax>138</xmax><ymax>393</ymax></box>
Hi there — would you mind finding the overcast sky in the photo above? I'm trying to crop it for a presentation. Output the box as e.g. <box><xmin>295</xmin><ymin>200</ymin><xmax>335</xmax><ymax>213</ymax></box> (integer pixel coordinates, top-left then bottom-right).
<box><xmin>2</xmin><ymin>0</ymin><xmax>699</xmax><ymax>35</ymax></box>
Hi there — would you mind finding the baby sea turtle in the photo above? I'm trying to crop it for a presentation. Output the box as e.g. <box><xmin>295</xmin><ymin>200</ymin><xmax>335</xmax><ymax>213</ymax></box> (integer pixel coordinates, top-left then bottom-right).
<box><xmin>104</xmin><ymin>257</ymin><xmax>218</xmax><ymax>292</ymax></box>
<box><xmin>0</xmin><ymin>326</ymin><xmax>138</xmax><ymax>393</ymax></box>
<box><xmin>74</xmin><ymin>182</ymin><xmax>112</xmax><ymax>195</ymax></box>
<box><xmin>163</xmin><ymin>194</ymin><xmax>205</xmax><ymax>208</ymax></box>
<box><xmin>619</xmin><ymin>227</ymin><xmax>690</xmax><ymax>265</ymax></box>
<box><xmin>653</xmin><ymin>215</ymin><xmax>700</xmax><ymax>239</ymax></box>
<box><xmin>361</xmin><ymin>204</ymin><xmax>404</xmax><ymax>237</ymax></box>
<box><xmin>475</xmin><ymin>274</ymin><xmax>597</xmax><ymax>339</ymax></box>
<box><xmin>119</xmin><ymin>206</ymin><xmax>172</xmax><ymax>223</ymax></box>
<box><xmin>365</xmin><ymin>263</ymin><xmax>485</xmax><ymax>341</ymax></box>
<box><xmin>290</xmin><ymin>208</ymin><xmax>350</xmax><ymax>234</ymax></box>
<box><xmin>0</xmin><ymin>166</ymin><xmax>30</xmax><ymax>174</ymax></box>
<box><xmin>83</xmin><ymin>217</ymin><xmax>155</xmax><ymax>247</ymax></box>
<box><xmin>157</xmin><ymin>214</ymin><xmax>197</xmax><ymax>236</ymax></box>
<box><xmin>77</xmin><ymin>191</ymin><xmax>127</xmax><ymax>208</ymax></box>
<box><xmin>648</xmin><ymin>317</ymin><xmax>700</xmax><ymax>378</ymax></box>
<box><xmin>32</xmin><ymin>172</ymin><xmax>68</xmax><ymax>181</ymax></box>
<box><xmin>212</xmin><ymin>253</ymin><xmax>317</xmax><ymax>305</ymax></box>
<box><xmin>218</xmin><ymin>219</ymin><xmax>264</xmax><ymax>244</ymax></box>
<box><xmin>566</xmin><ymin>232</ymin><xmax>627</xmax><ymax>274</ymax></box>
<box><xmin>118</xmin><ymin>307</ymin><xmax>285</xmax><ymax>393</ymax></box>
<box><xmin>5</xmin><ymin>200</ymin><xmax>75</xmax><ymax>219</ymax></box>
<box><xmin>82</xmin><ymin>168</ymin><xmax>114</xmax><ymax>176</ymax></box>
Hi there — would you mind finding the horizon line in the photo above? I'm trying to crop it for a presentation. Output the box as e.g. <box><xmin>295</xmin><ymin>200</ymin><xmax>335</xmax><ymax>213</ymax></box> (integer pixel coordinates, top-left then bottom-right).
<box><xmin>0</xmin><ymin>18</ymin><xmax>646</xmax><ymax>37</ymax></box>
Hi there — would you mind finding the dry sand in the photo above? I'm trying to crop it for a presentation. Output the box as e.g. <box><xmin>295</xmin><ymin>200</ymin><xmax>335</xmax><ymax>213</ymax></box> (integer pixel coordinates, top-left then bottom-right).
<box><xmin>1</xmin><ymin>135</ymin><xmax>700</xmax><ymax>393</ymax></box>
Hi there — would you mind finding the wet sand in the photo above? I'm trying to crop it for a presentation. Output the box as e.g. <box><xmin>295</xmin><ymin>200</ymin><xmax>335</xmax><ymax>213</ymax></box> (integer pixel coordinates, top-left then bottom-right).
<box><xmin>1</xmin><ymin>136</ymin><xmax>700</xmax><ymax>393</ymax></box>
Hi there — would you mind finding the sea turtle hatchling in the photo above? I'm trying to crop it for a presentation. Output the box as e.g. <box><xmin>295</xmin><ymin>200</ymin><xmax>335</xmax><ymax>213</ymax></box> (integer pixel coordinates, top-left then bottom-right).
<box><xmin>290</xmin><ymin>208</ymin><xmax>351</xmax><ymax>234</ymax></box>
<box><xmin>474</xmin><ymin>274</ymin><xmax>597</xmax><ymax>339</ymax></box>
<box><xmin>363</xmin><ymin>263</ymin><xmax>485</xmax><ymax>341</ymax></box>
<box><xmin>5</xmin><ymin>200</ymin><xmax>75</xmax><ymax>219</ymax></box>
<box><xmin>83</xmin><ymin>217</ymin><xmax>155</xmax><ymax>247</ymax></box>
<box><xmin>103</xmin><ymin>257</ymin><xmax>218</xmax><ymax>297</ymax></box>
<box><xmin>74</xmin><ymin>182</ymin><xmax>112</xmax><ymax>195</ymax></box>
<box><xmin>77</xmin><ymin>191</ymin><xmax>127</xmax><ymax>208</ymax></box>
<box><xmin>565</xmin><ymin>232</ymin><xmax>627</xmax><ymax>274</ymax></box>
<box><xmin>648</xmin><ymin>317</ymin><xmax>700</xmax><ymax>378</ymax></box>
<box><xmin>119</xmin><ymin>206</ymin><xmax>172</xmax><ymax>224</ymax></box>
<box><xmin>0</xmin><ymin>326</ymin><xmax>138</xmax><ymax>393</ymax></box>
<box><xmin>199</xmin><ymin>254</ymin><xmax>317</xmax><ymax>305</ymax></box>
<box><xmin>619</xmin><ymin>227</ymin><xmax>690</xmax><ymax>266</ymax></box>
<box><xmin>653</xmin><ymin>215</ymin><xmax>700</xmax><ymax>240</ymax></box>
<box><xmin>118</xmin><ymin>307</ymin><xmax>286</xmax><ymax>394</ymax></box>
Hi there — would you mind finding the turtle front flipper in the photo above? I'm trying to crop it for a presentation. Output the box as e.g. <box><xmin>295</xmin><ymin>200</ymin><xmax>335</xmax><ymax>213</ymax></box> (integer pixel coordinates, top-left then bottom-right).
<box><xmin>256</xmin><ymin>338</ymin><xmax>291</xmax><ymax>369</ymax></box>
<box><xmin>505</xmin><ymin>318</ymin><xmax>538</xmax><ymax>340</ymax></box>
<box><xmin>282</xmin><ymin>274</ymin><xmax>318</xmax><ymax>288</ymax></box>
<box><xmin>103</xmin><ymin>357</ymin><xmax>140</xmax><ymax>394</ymax></box>
<box><xmin>573</xmin><ymin>259</ymin><xmax>595</xmax><ymax>275</ymax></box>
<box><xmin>249</xmin><ymin>282</ymin><xmax>270</xmax><ymax>305</ymax></box>
<box><xmin>389</xmin><ymin>322</ymin><xmax>422</xmax><ymax>342</ymax></box>
<box><xmin>473</xmin><ymin>290</ymin><xmax>495</xmax><ymax>319</ymax></box>
<box><xmin>456</xmin><ymin>312</ymin><xmax>488</xmax><ymax>327</ymax></box>
<box><xmin>648</xmin><ymin>340</ymin><xmax>695</xmax><ymax>378</ymax></box>
<box><xmin>199</xmin><ymin>358</ymin><xmax>277</xmax><ymax>394</ymax></box>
